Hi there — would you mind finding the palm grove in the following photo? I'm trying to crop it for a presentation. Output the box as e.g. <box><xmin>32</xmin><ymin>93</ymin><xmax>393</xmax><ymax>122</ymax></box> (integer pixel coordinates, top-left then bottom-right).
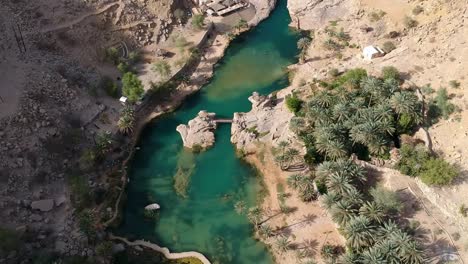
<box><xmin>282</xmin><ymin>67</ymin><xmax>431</xmax><ymax>263</ymax></box>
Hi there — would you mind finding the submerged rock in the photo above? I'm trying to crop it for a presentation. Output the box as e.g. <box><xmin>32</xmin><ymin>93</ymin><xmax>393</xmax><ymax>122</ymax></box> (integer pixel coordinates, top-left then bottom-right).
<box><xmin>176</xmin><ymin>111</ymin><xmax>217</xmax><ymax>151</ymax></box>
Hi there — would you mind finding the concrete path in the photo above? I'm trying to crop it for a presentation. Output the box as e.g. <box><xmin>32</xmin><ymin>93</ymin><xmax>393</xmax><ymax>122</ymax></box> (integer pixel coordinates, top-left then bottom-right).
<box><xmin>110</xmin><ymin>234</ymin><xmax>211</xmax><ymax>264</ymax></box>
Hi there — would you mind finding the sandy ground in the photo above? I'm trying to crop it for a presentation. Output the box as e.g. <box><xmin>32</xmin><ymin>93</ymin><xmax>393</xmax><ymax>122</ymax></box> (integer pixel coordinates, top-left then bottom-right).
<box><xmin>245</xmin><ymin>143</ymin><xmax>344</xmax><ymax>264</ymax></box>
<box><xmin>286</xmin><ymin>1</ymin><xmax>468</xmax><ymax>259</ymax></box>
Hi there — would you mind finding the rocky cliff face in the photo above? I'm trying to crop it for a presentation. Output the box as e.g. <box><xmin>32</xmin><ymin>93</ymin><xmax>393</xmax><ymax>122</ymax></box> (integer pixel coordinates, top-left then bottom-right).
<box><xmin>176</xmin><ymin>111</ymin><xmax>217</xmax><ymax>150</ymax></box>
<box><xmin>231</xmin><ymin>90</ymin><xmax>302</xmax><ymax>153</ymax></box>
<box><xmin>287</xmin><ymin>0</ymin><xmax>357</xmax><ymax>29</ymax></box>
<box><xmin>249</xmin><ymin>0</ymin><xmax>277</xmax><ymax>26</ymax></box>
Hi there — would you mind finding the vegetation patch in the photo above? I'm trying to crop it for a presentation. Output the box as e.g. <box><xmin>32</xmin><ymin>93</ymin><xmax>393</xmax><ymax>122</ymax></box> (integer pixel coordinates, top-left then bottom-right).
<box><xmin>396</xmin><ymin>144</ymin><xmax>458</xmax><ymax>185</ymax></box>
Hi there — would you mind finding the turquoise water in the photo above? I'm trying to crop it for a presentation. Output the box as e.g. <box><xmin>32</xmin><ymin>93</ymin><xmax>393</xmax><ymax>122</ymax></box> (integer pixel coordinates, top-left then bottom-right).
<box><xmin>118</xmin><ymin>1</ymin><xmax>299</xmax><ymax>263</ymax></box>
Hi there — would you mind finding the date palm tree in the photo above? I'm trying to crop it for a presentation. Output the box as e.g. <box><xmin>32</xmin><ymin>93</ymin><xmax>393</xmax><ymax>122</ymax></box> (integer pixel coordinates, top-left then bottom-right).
<box><xmin>360</xmin><ymin>201</ymin><xmax>385</xmax><ymax>224</ymax></box>
<box><xmin>259</xmin><ymin>224</ymin><xmax>274</xmax><ymax>238</ymax></box>
<box><xmin>321</xmin><ymin>191</ymin><xmax>341</xmax><ymax>210</ymax></box>
<box><xmin>330</xmin><ymin>199</ymin><xmax>357</xmax><ymax>226</ymax></box>
<box><xmin>400</xmin><ymin>240</ymin><xmax>425</xmax><ymax>264</ymax></box>
<box><xmin>390</xmin><ymin>91</ymin><xmax>417</xmax><ymax>115</ymax></box>
<box><xmin>326</xmin><ymin>172</ymin><xmax>353</xmax><ymax>195</ymax></box>
<box><xmin>344</xmin><ymin>216</ymin><xmax>376</xmax><ymax>251</ymax></box>
<box><xmin>118</xmin><ymin>106</ymin><xmax>135</xmax><ymax>135</ymax></box>
<box><xmin>247</xmin><ymin>206</ymin><xmax>263</xmax><ymax>227</ymax></box>
<box><xmin>360</xmin><ymin>246</ymin><xmax>386</xmax><ymax>264</ymax></box>
<box><xmin>275</xmin><ymin>236</ymin><xmax>291</xmax><ymax>252</ymax></box>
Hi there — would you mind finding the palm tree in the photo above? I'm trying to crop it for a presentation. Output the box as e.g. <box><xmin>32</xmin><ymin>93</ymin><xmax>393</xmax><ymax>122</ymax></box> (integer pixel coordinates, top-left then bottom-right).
<box><xmin>377</xmin><ymin>220</ymin><xmax>400</xmax><ymax>240</ymax></box>
<box><xmin>321</xmin><ymin>191</ymin><xmax>341</xmax><ymax>210</ymax></box>
<box><xmin>390</xmin><ymin>91</ymin><xmax>422</xmax><ymax>123</ymax></box>
<box><xmin>360</xmin><ymin>246</ymin><xmax>386</xmax><ymax>264</ymax></box>
<box><xmin>326</xmin><ymin>172</ymin><xmax>353</xmax><ymax>195</ymax></box>
<box><xmin>118</xmin><ymin>106</ymin><xmax>135</xmax><ymax>134</ymax></box>
<box><xmin>247</xmin><ymin>206</ymin><xmax>263</xmax><ymax>227</ymax></box>
<box><xmin>275</xmin><ymin>236</ymin><xmax>291</xmax><ymax>252</ymax></box>
<box><xmin>360</xmin><ymin>201</ymin><xmax>385</xmax><ymax>224</ymax></box>
<box><xmin>374</xmin><ymin>240</ymin><xmax>400</xmax><ymax>264</ymax></box>
<box><xmin>345</xmin><ymin>187</ymin><xmax>364</xmax><ymax>207</ymax></box>
<box><xmin>390</xmin><ymin>91</ymin><xmax>416</xmax><ymax>114</ymax></box>
<box><xmin>344</xmin><ymin>216</ymin><xmax>376</xmax><ymax>250</ymax></box>
<box><xmin>400</xmin><ymin>240</ymin><xmax>425</xmax><ymax>264</ymax></box>
<box><xmin>118</xmin><ymin>114</ymin><xmax>135</xmax><ymax>134</ymax></box>
<box><xmin>361</xmin><ymin>76</ymin><xmax>383</xmax><ymax>106</ymax></box>
<box><xmin>338</xmin><ymin>252</ymin><xmax>360</xmax><ymax>264</ymax></box>
<box><xmin>297</xmin><ymin>37</ymin><xmax>311</xmax><ymax>64</ymax></box>
<box><xmin>389</xmin><ymin>230</ymin><xmax>425</xmax><ymax>263</ymax></box>
<box><xmin>287</xmin><ymin>174</ymin><xmax>303</xmax><ymax>189</ymax></box>
<box><xmin>330</xmin><ymin>199</ymin><xmax>357</xmax><ymax>226</ymax></box>
<box><xmin>259</xmin><ymin>224</ymin><xmax>274</xmax><ymax>238</ymax></box>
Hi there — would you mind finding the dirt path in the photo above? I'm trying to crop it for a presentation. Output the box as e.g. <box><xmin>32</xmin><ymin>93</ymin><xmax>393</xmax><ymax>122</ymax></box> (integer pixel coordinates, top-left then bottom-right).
<box><xmin>39</xmin><ymin>2</ymin><xmax>120</xmax><ymax>33</ymax></box>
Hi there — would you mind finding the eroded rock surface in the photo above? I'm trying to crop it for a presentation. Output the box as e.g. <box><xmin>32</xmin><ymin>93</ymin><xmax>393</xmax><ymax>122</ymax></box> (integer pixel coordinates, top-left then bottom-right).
<box><xmin>231</xmin><ymin>91</ymin><xmax>299</xmax><ymax>153</ymax></box>
<box><xmin>176</xmin><ymin>111</ymin><xmax>217</xmax><ymax>150</ymax></box>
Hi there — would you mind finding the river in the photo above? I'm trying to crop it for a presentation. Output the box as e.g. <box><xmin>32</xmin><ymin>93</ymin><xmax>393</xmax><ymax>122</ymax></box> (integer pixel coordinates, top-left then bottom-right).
<box><xmin>117</xmin><ymin>0</ymin><xmax>299</xmax><ymax>262</ymax></box>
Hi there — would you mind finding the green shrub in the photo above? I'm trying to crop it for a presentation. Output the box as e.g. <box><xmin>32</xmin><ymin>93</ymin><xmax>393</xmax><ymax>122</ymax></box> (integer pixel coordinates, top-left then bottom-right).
<box><xmin>460</xmin><ymin>204</ymin><xmax>467</xmax><ymax>217</ymax></box>
<box><xmin>152</xmin><ymin>60</ymin><xmax>172</xmax><ymax>80</ymax></box>
<box><xmin>95</xmin><ymin>241</ymin><xmax>113</xmax><ymax>257</ymax></box>
<box><xmin>128</xmin><ymin>51</ymin><xmax>140</xmax><ymax>64</ymax></box>
<box><xmin>336</xmin><ymin>68</ymin><xmax>367</xmax><ymax>88</ymax></box>
<box><xmin>397</xmin><ymin>144</ymin><xmax>458</xmax><ymax>186</ymax></box>
<box><xmin>382</xmin><ymin>41</ymin><xmax>396</xmax><ymax>53</ymax></box>
<box><xmin>106</xmin><ymin>47</ymin><xmax>120</xmax><ymax>65</ymax></box>
<box><xmin>404</xmin><ymin>16</ymin><xmax>418</xmax><ymax>28</ymax></box>
<box><xmin>191</xmin><ymin>14</ymin><xmax>205</xmax><ymax>30</ymax></box>
<box><xmin>370</xmin><ymin>187</ymin><xmax>403</xmax><ymax>214</ymax></box>
<box><xmin>449</xmin><ymin>80</ymin><xmax>461</xmax><ymax>89</ymax></box>
<box><xmin>68</xmin><ymin>174</ymin><xmax>93</xmax><ymax>211</ymax></box>
<box><xmin>381</xmin><ymin>66</ymin><xmax>400</xmax><ymax>81</ymax></box>
<box><xmin>369</xmin><ymin>10</ymin><xmax>386</xmax><ymax>22</ymax></box>
<box><xmin>122</xmin><ymin>72</ymin><xmax>144</xmax><ymax>102</ymax></box>
<box><xmin>412</xmin><ymin>6</ymin><xmax>424</xmax><ymax>15</ymax></box>
<box><xmin>396</xmin><ymin>144</ymin><xmax>430</xmax><ymax>177</ymax></box>
<box><xmin>420</xmin><ymin>158</ymin><xmax>458</xmax><ymax>185</ymax></box>
<box><xmin>117</xmin><ymin>62</ymin><xmax>129</xmax><ymax>73</ymax></box>
<box><xmin>329</xmin><ymin>68</ymin><xmax>340</xmax><ymax>77</ymax></box>
<box><xmin>100</xmin><ymin>76</ymin><xmax>119</xmax><ymax>98</ymax></box>
<box><xmin>397</xmin><ymin>113</ymin><xmax>416</xmax><ymax>134</ymax></box>
<box><xmin>285</xmin><ymin>94</ymin><xmax>303</xmax><ymax>114</ymax></box>
<box><xmin>429</xmin><ymin>88</ymin><xmax>455</xmax><ymax>121</ymax></box>
<box><xmin>0</xmin><ymin>227</ymin><xmax>20</xmax><ymax>253</ymax></box>
<box><xmin>78</xmin><ymin>210</ymin><xmax>96</xmax><ymax>237</ymax></box>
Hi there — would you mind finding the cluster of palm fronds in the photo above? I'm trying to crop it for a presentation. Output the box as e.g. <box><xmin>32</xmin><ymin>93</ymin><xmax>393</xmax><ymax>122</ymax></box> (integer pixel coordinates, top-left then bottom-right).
<box><xmin>288</xmin><ymin>69</ymin><xmax>426</xmax><ymax>263</ymax></box>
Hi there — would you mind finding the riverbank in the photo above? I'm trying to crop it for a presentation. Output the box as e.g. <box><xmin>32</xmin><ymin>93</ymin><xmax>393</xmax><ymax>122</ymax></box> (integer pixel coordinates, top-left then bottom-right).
<box><xmin>244</xmin><ymin>148</ymin><xmax>345</xmax><ymax>264</ymax></box>
<box><xmin>106</xmin><ymin>2</ymin><xmax>280</xmax><ymax>263</ymax></box>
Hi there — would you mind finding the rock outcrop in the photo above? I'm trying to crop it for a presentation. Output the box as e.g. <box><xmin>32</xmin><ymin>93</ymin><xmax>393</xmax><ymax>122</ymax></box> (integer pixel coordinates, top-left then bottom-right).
<box><xmin>249</xmin><ymin>0</ymin><xmax>277</xmax><ymax>26</ymax></box>
<box><xmin>176</xmin><ymin>111</ymin><xmax>217</xmax><ymax>150</ymax></box>
<box><xmin>287</xmin><ymin>0</ymin><xmax>356</xmax><ymax>30</ymax></box>
<box><xmin>231</xmin><ymin>91</ymin><xmax>300</xmax><ymax>153</ymax></box>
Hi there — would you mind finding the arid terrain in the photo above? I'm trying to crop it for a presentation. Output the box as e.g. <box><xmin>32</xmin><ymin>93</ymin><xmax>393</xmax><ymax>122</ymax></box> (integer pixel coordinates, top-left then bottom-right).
<box><xmin>2</xmin><ymin>0</ymin><xmax>468</xmax><ymax>263</ymax></box>
<box><xmin>271</xmin><ymin>0</ymin><xmax>468</xmax><ymax>262</ymax></box>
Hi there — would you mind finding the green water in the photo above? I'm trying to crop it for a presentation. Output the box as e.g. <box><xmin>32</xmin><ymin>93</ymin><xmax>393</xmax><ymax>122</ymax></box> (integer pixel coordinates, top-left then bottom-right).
<box><xmin>118</xmin><ymin>1</ymin><xmax>299</xmax><ymax>263</ymax></box>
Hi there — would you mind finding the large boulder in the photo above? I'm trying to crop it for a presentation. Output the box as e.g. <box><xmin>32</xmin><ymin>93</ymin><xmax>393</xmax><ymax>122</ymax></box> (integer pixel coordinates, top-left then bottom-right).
<box><xmin>31</xmin><ymin>199</ymin><xmax>54</xmax><ymax>212</ymax></box>
<box><xmin>176</xmin><ymin>111</ymin><xmax>217</xmax><ymax>150</ymax></box>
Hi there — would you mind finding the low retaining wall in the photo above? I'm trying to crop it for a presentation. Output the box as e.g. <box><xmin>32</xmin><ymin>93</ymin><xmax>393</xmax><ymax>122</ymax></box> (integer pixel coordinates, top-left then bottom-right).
<box><xmin>110</xmin><ymin>234</ymin><xmax>211</xmax><ymax>264</ymax></box>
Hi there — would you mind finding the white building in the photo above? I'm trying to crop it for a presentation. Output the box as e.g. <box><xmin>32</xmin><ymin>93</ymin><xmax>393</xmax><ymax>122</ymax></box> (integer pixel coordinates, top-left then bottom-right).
<box><xmin>363</xmin><ymin>46</ymin><xmax>385</xmax><ymax>60</ymax></box>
